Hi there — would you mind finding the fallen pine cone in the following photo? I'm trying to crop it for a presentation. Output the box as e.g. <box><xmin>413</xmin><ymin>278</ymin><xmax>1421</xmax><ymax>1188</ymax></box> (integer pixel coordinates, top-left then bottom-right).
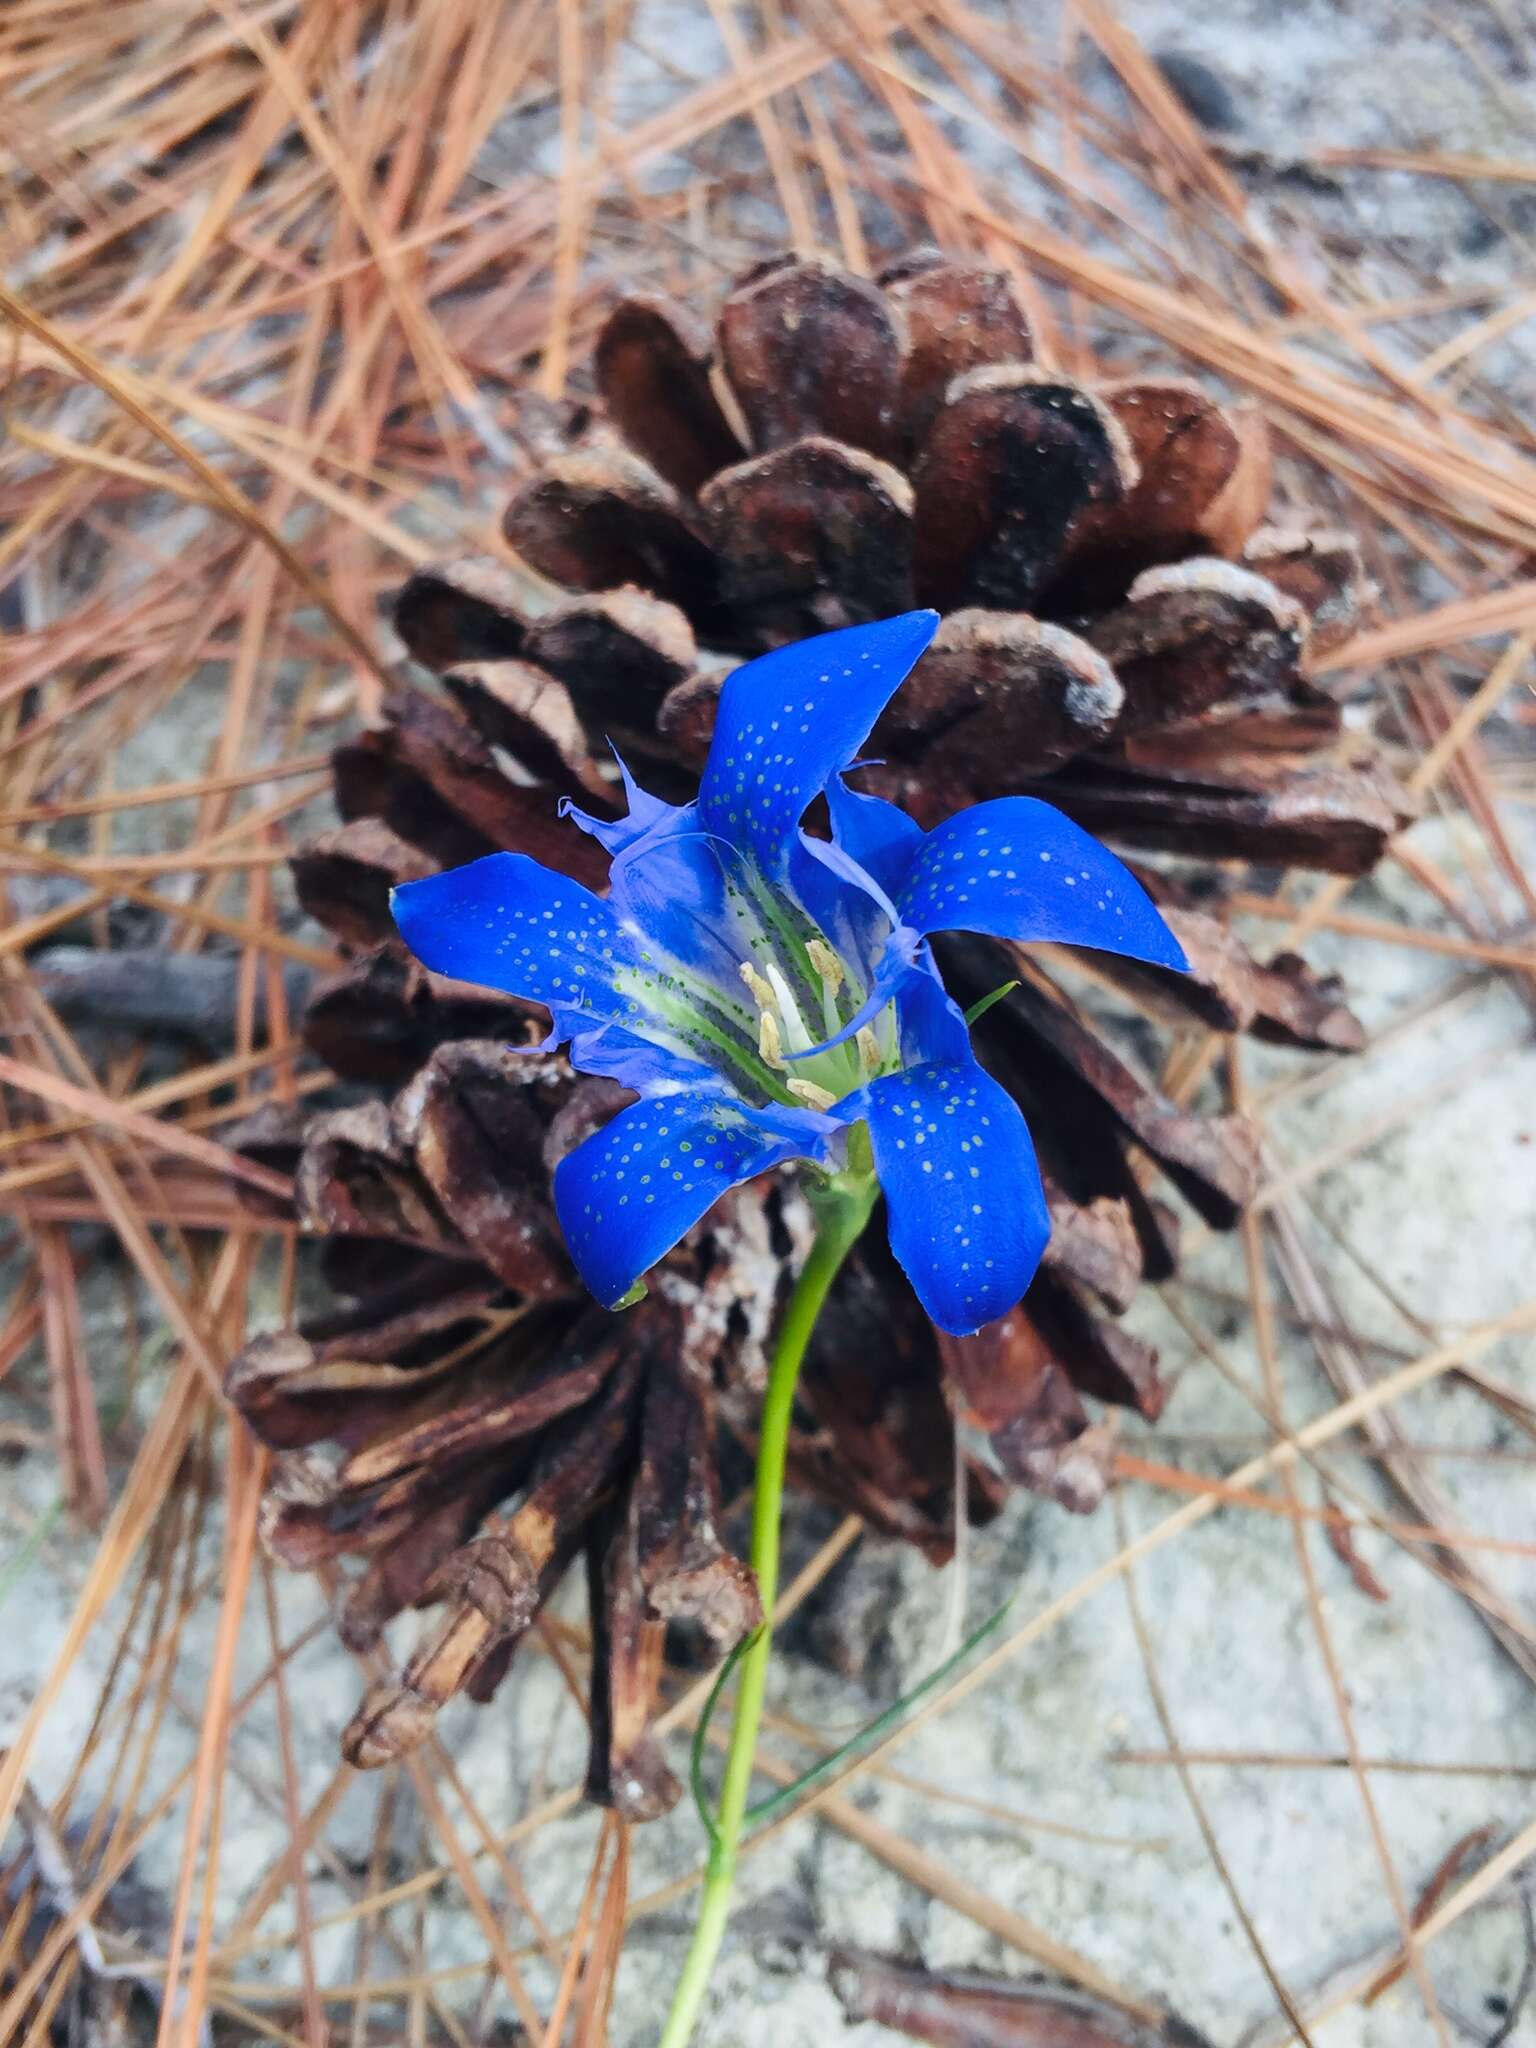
<box><xmin>228</xmin><ymin>246</ymin><xmax>1409</xmax><ymax>1811</ymax></box>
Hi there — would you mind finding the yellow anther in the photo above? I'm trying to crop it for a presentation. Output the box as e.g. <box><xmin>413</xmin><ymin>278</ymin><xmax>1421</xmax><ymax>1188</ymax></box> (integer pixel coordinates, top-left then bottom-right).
<box><xmin>740</xmin><ymin>961</ymin><xmax>778</xmax><ymax>1012</ymax></box>
<box><xmin>757</xmin><ymin>1010</ymin><xmax>784</xmax><ymax>1069</ymax></box>
<box><xmin>856</xmin><ymin>1026</ymin><xmax>884</xmax><ymax>1075</ymax></box>
<box><xmin>787</xmin><ymin>1076</ymin><xmax>838</xmax><ymax>1110</ymax></box>
<box><xmin>806</xmin><ymin>938</ymin><xmax>845</xmax><ymax>997</ymax></box>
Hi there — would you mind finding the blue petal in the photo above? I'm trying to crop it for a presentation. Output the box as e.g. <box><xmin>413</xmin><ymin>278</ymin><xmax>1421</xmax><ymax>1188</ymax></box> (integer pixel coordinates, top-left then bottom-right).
<box><xmin>788</xmin><ymin>833</ymin><xmax>894</xmax><ymax>991</ymax></box>
<box><xmin>392</xmin><ymin>851</ymin><xmax>759</xmax><ymax>1087</ymax></box>
<box><xmin>697</xmin><ymin>612</ymin><xmax>938</xmax><ymax>879</ymax></box>
<box><xmin>560</xmin><ymin>750</ymin><xmax>682</xmax><ymax>858</ymax></box>
<box><xmin>604</xmin><ymin>802</ymin><xmax>745</xmax><ymax>991</ymax></box>
<box><xmin>894</xmin><ymin>944</ymin><xmax>973</xmax><ymax>1067</ymax></box>
<box><xmin>893</xmin><ymin>797</ymin><xmax>1188</xmax><ymax>971</ymax></box>
<box><xmin>794</xmin><ymin>776</ymin><xmax>919</xmax><ymax>986</ymax></box>
<box><xmin>566</xmin><ymin>1021</ymin><xmax>725</xmax><ymax>1096</ymax></box>
<box><xmin>392</xmin><ymin>853</ymin><xmax>638</xmax><ymax>1023</ymax></box>
<box><xmin>825</xmin><ymin>773</ymin><xmax>923</xmax><ymax>901</ymax></box>
<box><xmin>859</xmin><ymin>1060</ymin><xmax>1049</xmax><ymax>1335</ymax></box>
<box><xmin>554</xmin><ymin>1094</ymin><xmax>831</xmax><ymax>1308</ymax></box>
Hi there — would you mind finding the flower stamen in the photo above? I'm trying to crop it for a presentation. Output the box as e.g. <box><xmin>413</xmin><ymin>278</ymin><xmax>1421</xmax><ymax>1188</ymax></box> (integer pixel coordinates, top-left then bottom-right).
<box><xmin>739</xmin><ymin>962</ymin><xmax>778</xmax><ymax>1014</ymax></box>
<box><xmin>805</xmin><ymin>938</ymin><xmax>844</xmax><ymax>997</ymax></box>
<box><xmin>786</xmin><ymin>1076</ymin><xmax>838</xmax><ymax>1110</ymax></box>
<box><xmin>762</xmin><ymin>960</ymin><xmax>813</xmax><ymax>1053</ymax></box>
<box><xmin>743</xmin><ymin>952</ymin><xmax>867</xmax><ymax>1106</ymax></box>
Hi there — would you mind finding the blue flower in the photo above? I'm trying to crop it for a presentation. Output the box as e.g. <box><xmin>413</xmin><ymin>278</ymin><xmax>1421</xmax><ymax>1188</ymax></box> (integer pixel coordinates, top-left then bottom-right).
<box><xmin>391</xmin><ymin>612</ymin><xmax>1186</xmax><ymax>1336</ymax></box>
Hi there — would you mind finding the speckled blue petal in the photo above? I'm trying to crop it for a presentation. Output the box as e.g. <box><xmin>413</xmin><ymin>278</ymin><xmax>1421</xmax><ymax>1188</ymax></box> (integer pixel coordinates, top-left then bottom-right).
<box><xmin>391</xmin><ymin>853</ymin><xmax>638</xmax><ymax>1022</ymax></box>
<box><xmin>894</xmin><ymin>797</ymin><xmax>1187</xmax><ymax>971</ymax></box>
<box><xmin>697</xmin><ymin>612</ymin><xmax>938</xmax><ymax>879</ymax></box>
<box><xmin>858</xmin><ymin>1060</ymin><xmax>1049</xmax><ymax>1335</ymax></box>
<box><xmin>606</xmin><ymin>803</ymin><xmax>743</xmax><ymax>987</ymax></box>
<box><xmin>554</xmin><ymin>1094</ymin><xmax>831</xmax><ymax>1308</ymax></box>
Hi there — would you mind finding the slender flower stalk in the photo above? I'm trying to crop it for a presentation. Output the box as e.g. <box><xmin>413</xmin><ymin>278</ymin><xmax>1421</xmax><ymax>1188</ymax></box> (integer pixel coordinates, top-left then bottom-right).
<box><xmin>659</xmin><ymin>1161</ymin><xmax>877</xmax><ymax>2048</ymax></box>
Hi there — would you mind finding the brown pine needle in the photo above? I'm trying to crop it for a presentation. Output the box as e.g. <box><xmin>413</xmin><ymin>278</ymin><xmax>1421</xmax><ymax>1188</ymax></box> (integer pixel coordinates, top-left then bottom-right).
<box><xmin>0</xmin><ymin>1052</ymin><xmax>293</xmax><ymax>1203</ymax></box>
<box><xmin>1114</xmin><ymin>1454</ymin><xmax>1536</xmax><ymax>1560</ymax></box>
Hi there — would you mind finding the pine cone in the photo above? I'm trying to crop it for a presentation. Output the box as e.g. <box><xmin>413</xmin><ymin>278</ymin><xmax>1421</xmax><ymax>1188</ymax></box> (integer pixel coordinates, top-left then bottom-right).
<box><xmin>228</xmin><ymin>247</ymin><xmax>1408</xmax><ymax>1806</ymax></box>
<box><xmin>502</xmin><ymin>248</ymin><xmax>1416</xmax><ymax>874</ymax></box>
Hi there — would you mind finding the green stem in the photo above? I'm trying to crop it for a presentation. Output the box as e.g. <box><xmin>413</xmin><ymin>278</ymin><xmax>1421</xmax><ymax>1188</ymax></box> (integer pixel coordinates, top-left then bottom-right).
<box><xmin>658</xmin><ymin>1168</ymin><xmax>877</xmax><ymax>2048</ymax></box>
